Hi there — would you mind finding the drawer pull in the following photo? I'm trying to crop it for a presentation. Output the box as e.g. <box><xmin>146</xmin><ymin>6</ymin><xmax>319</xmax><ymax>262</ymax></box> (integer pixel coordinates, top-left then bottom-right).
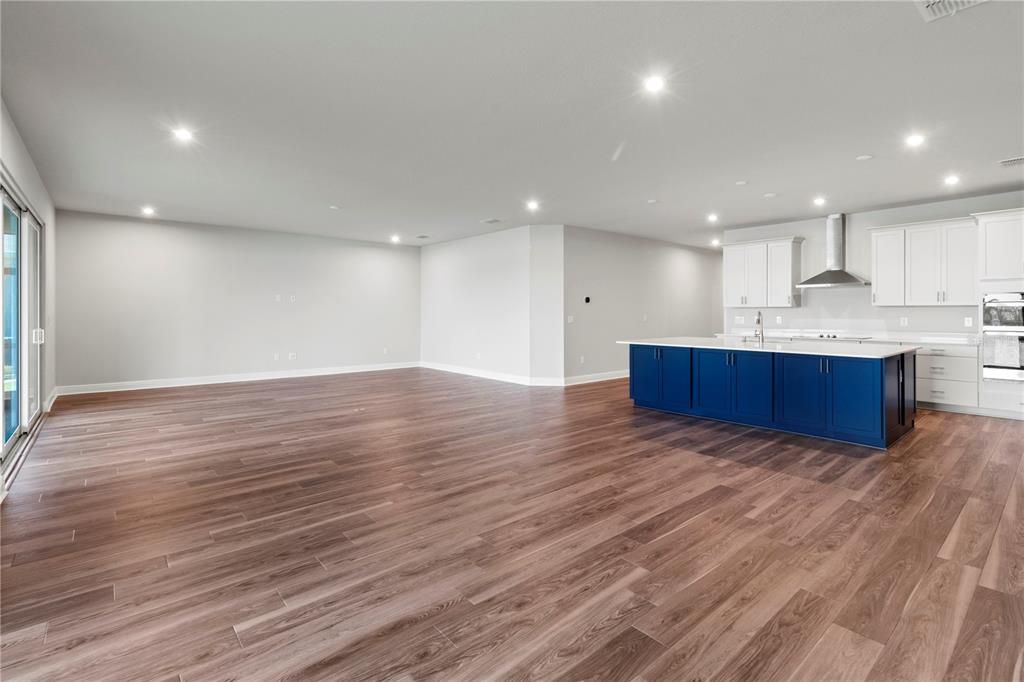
<box><xmin>929</xmin><ymin>367</ymin><xmax>945</xmax><ymax>372</ymax></box>
<box><xmin>929</xmin><ymin>349</ymin><xmax>946</xmax><ymax>353</ymax></box>
<box><xmin>930</xmin><ymin>389</ymin><xmax>946</xmax><ymax>395</ymax></box>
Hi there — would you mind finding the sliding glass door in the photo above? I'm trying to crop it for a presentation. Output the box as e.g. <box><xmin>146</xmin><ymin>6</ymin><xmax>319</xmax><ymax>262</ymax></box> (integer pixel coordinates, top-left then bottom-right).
<box><xmin>2</xmin><ymin>196</ymin><xmax>21</xmax><ymax>454</ymax></box>
<box><xmin>23</xmin><ymin>214</ymin><xmax>41</xmax><ymax>427</ymax></box>
<box><xmin>1</xmin><ymin>190</ymin><xmax>43</xmax><ymax>474</ymax></box>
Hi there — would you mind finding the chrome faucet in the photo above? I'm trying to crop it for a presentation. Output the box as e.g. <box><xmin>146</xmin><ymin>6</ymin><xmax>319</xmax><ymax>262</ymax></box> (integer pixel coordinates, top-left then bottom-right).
<box><xmin>754</xmin><ymin>311</ymin><xmax>764</xmax><ymax>347</ymax></box>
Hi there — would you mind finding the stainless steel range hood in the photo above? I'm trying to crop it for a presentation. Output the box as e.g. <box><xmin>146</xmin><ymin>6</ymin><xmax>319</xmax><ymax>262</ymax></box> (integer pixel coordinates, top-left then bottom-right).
<box><xmin>796</xmin><ymin>213</ymin><xmax>870</xmax><ymax>288</ymax></box>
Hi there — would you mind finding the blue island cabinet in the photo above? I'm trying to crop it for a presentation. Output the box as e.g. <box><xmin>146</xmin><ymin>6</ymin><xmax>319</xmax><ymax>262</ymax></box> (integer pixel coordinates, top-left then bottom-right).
<box><xmin>693</xmin><ymin>349</ymin><xmax>772</xmax><ymax>426</ymax></box>
<box><xmin>629</xmin><ymin>345</ymin><xmax>692</xmax><ymax>412</ymax></box>
<box><xmin>774</xmin><ymin>354</ymin><xmax>887</xmax><ymax>448</ymax></box>
<box><xmin>627</xmin><ymin>343</ymin><xmax>915</xmax><ymax>449</ymax></box>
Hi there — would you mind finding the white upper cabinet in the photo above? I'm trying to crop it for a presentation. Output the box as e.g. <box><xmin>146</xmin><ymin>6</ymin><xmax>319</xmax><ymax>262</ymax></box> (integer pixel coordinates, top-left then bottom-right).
<box><xmin>905</xmin><ymin>225</ymin><xmax>942</xmax><ymax>305</ymax></box>
<box><xmin>871</xmin><ymin>229</ymin><xmax>906</xmax><ymax>306</ymax></box>
<box><xmin>871</xmin><ymin>218</ymin><xmax>977</xmax><ymax>307</ymax></box>
<box><xmin>744</xmin><ymin>242</ymin><xmax>768</xmax><ymax>307</ymax></box>
<box><xmin>942</xmin><ymin>221</ymin><xmax>978</xmax><ymax>305</ymax></box>
<box><xmin>766</xmin><ymin>239</ymin><xmax>802</xmax><ymax>307</ymax></box>
<box><xmin>975</xmin><ymin>208</ymin><xmax>1024</xmax><ymax>280</ymax></box>
<box><xmin>722</xmin><ymin>244</ymin><xmax>747</xmax><ymax>307</ymax></box>
<box><xmin>722</xmin><ymin>238</ymin><xmax>801</xmax><ymax>308</ymax></box>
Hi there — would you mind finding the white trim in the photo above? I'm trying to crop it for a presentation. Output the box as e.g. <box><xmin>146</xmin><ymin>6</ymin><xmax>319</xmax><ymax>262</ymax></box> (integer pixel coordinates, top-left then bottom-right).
<box><xmin>43</xmin><ymin>388</ymin><xmax>57</xmax><ymax>412</ymax></box>
<box><xmin>55</xmin><ymin>362</ymin><xmax>420</xmax><ymax>397</ymax></box>
<box><xmin>417</xmin><ymin>362</ymin><xmax>533</xmax><ymax>386</ymax></box>
<box><xmin>919</xmin><ymin>401</ymin><xmax>1023</xmax><ymax>421</ymax></box>
<box><xmin>51</xmin><ymin>361</ymin><xmax>632</xmax><ymax>397</ymax></box>
<box><xmin>563</xmin><ymin>370</ymin><xmax>629</xmax><ymax>386</ymax></box>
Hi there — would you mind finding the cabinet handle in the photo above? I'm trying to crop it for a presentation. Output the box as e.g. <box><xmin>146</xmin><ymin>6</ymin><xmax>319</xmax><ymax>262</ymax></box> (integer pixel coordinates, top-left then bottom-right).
<box><xmin>931</xmin><ymin>389</ymin><xmax>946</xmax><ymax>395</ymax></box>
<box><xmin>787</xmin><ymin>295</ymin><xmax>791</xmax><ymax>305</ymax></box>
<box><xmin>929</xmin><ymin>366</ymin><xmax>945</xmax><ymax>372</ymax></box>
<box><xmin>872</xmin><ymin>293</ymin><xmax>877</xmax><ymax>303</ymax></box>
<box><xmin>819</xmin><ymin>358</ymin><xmax>824</xmax><ymax>373</ymax></box>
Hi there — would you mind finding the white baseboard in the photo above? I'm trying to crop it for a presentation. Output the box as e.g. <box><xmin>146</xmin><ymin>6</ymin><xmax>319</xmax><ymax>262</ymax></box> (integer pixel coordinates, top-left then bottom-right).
<box><xmin>919</xmin><ymin>401</ymin><xmax>1024</xmax><ymax>421</ymax></box>
<box><xmin>417</xmin><ymin>362</ymin><xmax>534</xmax><ymax>386</ymax></box>
<box><xmin>52</xmin><ymin>362</ymin><xmax>631</xmax><ymax>399</ymax></box>
<box><xmin>563</xmin><ymin>370</ymin><xmax>629</xmax><ymax>386</ymax></box>
<box><xmin>54</xmin><ymin>362</ymin><xmax>421</xmax><ymax>397</ymax></box>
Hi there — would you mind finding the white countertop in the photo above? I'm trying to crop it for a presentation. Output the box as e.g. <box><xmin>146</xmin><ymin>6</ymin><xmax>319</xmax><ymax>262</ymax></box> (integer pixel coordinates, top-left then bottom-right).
<box><xmin>724</xmin><ymin>329</ymin><xmax>979</xmax><ymax>346</ymax></box>
<box><xmin>618</xmin><ymin>336</ymin><xmax>917</xmax><ymax>359</ymax></box>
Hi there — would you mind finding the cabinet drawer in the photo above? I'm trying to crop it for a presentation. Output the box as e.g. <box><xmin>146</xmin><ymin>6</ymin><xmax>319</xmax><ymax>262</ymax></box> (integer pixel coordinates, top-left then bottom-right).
<box><xmin>980</xmin><ymin>380</ymin><xmax>1024</xmax><ymax>413</ymax></box>
<box><xmin>914</xmin><ymin>344</ymin><xmax>978</xmax><ymax>359</ymax></box>
<box><xmin>917</xmin><ymin>355</ymin><xmax>978</xmax><ymax>382</ymax></box>
<box><xmin>917</xmin><ymin>378</ymin><xmax>978</xmax><ymax>407</ymax></box>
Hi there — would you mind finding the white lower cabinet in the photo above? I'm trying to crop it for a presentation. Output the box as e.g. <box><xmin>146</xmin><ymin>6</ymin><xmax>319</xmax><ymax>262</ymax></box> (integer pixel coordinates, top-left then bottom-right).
<box><xmin>980</xmin><ymin>380</ymin><xmax>1024</xmax><ymax>414</ymax></box>
<box><xmin>914</xmin><ymin>344</ymin><xmax>978</xmax><ymax>409</ymax></box>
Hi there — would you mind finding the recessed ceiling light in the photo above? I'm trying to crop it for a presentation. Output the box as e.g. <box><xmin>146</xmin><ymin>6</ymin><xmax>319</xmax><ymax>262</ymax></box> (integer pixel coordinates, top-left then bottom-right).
<box><xmin>813</xmin><ymin>196</ymin><xmax>826</xmax><ymax>206</ymax></box>
<box><xmin>329</xmin><ymin>205</ymin><xmax>339</xmax><ymax>210</ymax></box>
<box><xmin>707</xmin><ymin>213</ymin><xmax>719</xmax><ymax>223</ymax></box>
<box><xmin>647</xmin><ymin>198</ymin><xmax>658</xmax><ymax>204</ymax></box>
<box><xmin>172</xmin><ymin>127</ymin><xmax>194</xmax><ymax>144</ymax></box>
<box><xmin>526</xmin><ymin>199</ymin><xmax>540</xmax><ymax>212</ymax></box>
<box><xmin>711</xmin><ymin>238</ymin><xmax>721</xmax><ymax>247</ymax></box>
<box><xmin>642</xmin><ymin>74</ymin><xmax>666</xmax><ymax>95</ymax></box>
<box><xmin>141</xmin><ymin>205</ymin><xmax>156</xmax><ymax>217</ymax></box>
<box><xmin>763</xmin><ymin>192</ymin><xmax>777</xmax><ymax>198</ymax></box>
<box><xmin>735</xmin><ymin>180</ymin><xmax>747</xmax><ymax>186</ymax></box>
<box><xmin>944</xmin><ymin>174</ymin><xmax>960</xmax><ymax>186</ymax></box>
<box><xmin>855</xmin><ymin>154</ymin><xmax>874</xmax><ymax>161</ymax></box>
<box><xmin>905</xmin><ymin>133</ymin><xmax>925</xmax><ymax>148</ymax></box>
<box><xmin>390</xmin><ymin>235</ymin><xmax>401</xmax><ymax>244</ymax></box>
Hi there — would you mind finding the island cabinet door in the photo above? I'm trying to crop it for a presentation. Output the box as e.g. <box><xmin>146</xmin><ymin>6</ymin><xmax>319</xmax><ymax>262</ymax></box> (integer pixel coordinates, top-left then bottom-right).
<box><xmin>693</xmin><ymin>349</ymin><xmax>733</xmax><ymax>418</ymax></box>
<box><xmin>659</xmin><ymin>347</ymin><xmax>692</xmax><ymax>411</ymax></box>
<box><xmin>774</xmin><ymin>354</ymin><xmax>828</xmax><ymax>434</ymax></box>
<box><xmin>826</xmin><ymin>357</ymin><xmax>883</xmax><ymax>444</ymax></box>
<box><xmin>731</xmin><ymin>351</ymin><xmax>773</xmax><ymax>425</ymax></box>
<box><xmin>630</xmin><ymin>345</ymin><xmax>661</xmax><ymax>404</ymax></box>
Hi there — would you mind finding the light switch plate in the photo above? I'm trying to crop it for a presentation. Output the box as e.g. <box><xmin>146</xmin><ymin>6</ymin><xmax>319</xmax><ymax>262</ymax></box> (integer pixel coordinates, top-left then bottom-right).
<box><xmin>964</xmin><ymin>317</ymin><xmax>974</xmax><ymax>328</ymax></box>
<box><xmin>899</xmin><ymin>317</ymin><xmax>909</xmax><ymax>327</ymax></box>
<box><xmin>735</xmin><ymin>316</ymin><xmax>745</xmax><ymax>324</ymax></box>
<box><xmin>567</xmin><ymin>315</ymin><xmax>574</xmax><ymax>324</ymax></box>
<box><xmin>775</xmin><ymin>316</ymin><xmax>783</xmax><ymax>324</ymax></box>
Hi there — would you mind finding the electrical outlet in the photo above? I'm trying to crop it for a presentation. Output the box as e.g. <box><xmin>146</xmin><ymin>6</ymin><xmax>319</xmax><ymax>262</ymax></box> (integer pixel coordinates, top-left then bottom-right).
<box><xmin>567</xmin><ymin>315</ymin><xmax>574</xmax><ymax>324</ymax></box>
<box><xmin>964</xmin><ymin>317</ymin><xmax>974</xmax><ymax>328</ymax></box>
<box><xmin>383</xmin><ymin>346</ymin><xmax>389</xmax><ymax>355</ymax></box>
<box><xmin>579</xmin><ymin>355</ymin><xmax>585</xmax><ymax>364</ymax></box>
<box><xmin>775</xmin><ymin>316</ymin><xmax>783</xmax><ymax>324</ymax></box>
<box><xmin>289</xmin><ymin>294</ymin><xmax>297</xmax><ymax>303</ymax></box>
<box><xmin>899</xmin><ymin>317</ymin><xmax>909</xmax><ymax>327</ymax></box>
<box><xmin>273</xmin><ymin>352</ymin><xmax>279</xmax><ymax>361</ymax></box>
<box><xmin>288</xmin><ymin>352</ymin><xmax>297</xmax><ymax>360</ymax></box>
<box><xmin>735</xmin><ymin>316</ymin><xmax>745</xmax><ymax>325</ymax></box>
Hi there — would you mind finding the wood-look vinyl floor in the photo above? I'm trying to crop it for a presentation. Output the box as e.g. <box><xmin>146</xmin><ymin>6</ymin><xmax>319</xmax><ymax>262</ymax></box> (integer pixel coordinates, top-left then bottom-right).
<box><xmin>2</xmin><ymin>368</ymin><xmax>1023</xmax><ymax>681</ymax></box>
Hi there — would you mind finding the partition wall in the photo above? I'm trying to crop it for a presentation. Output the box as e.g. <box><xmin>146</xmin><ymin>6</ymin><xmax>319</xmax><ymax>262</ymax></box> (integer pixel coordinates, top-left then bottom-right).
<box><xmin>1</xmin><ymin>187</ymin><xmax>43</xmax><ymax>485</ymax></box>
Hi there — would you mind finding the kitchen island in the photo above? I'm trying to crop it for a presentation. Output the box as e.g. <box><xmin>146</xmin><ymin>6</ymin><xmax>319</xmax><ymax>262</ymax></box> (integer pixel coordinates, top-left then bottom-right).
<box><xmin>618</xmin><ymin>336</ymin><xmax>918</xmax><ymax>448</ymax></box>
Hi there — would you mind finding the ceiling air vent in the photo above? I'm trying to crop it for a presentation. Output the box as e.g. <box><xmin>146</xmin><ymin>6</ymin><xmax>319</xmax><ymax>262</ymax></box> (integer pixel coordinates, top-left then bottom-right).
<box><xmin>915</xmin><ymin>0</ymin><xmax>988</xmax><ymax>22</ymax></box>
<box><xmin>999</xmin><ymin>156</ymin><xmax>1024</xmax><ymax>168</ymax></box>
<box><xmin>480</xmin><ymin>218</ymin><xmax>502</xmax><ymax>225</ymax></box>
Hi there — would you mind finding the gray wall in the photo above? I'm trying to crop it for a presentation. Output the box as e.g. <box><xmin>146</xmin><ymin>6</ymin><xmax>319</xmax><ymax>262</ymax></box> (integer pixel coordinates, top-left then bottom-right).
<box><xmin>563</xmin><ymin>226</ymin><xmax>723</xmax><ymax>379</ymax></box>
<box><xmin>419</xmin><ymin>226</ymin><xmax>532</xmax><ymax>380</ymax></box>
<box><xmin>528</xmin><ymin>225</ymin><xmax>565</xmax><ymax>383</ymax></box>
<box><xmin>723</xmin><ymin>189</ymin><xmax>1024</xmax><ymax>334</ymax></box>
<box><xmin>56</xmin><ymin>211</ymin><xmax>421</xmax><ymax>387</ymax></box>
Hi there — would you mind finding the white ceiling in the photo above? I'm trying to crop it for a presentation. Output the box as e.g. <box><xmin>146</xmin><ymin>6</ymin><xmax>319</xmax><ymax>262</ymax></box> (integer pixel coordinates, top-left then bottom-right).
<box><xmin>2</xmin><ymin>1</ymin><xmax>1022</xmax><ymax>247</ymax></box>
